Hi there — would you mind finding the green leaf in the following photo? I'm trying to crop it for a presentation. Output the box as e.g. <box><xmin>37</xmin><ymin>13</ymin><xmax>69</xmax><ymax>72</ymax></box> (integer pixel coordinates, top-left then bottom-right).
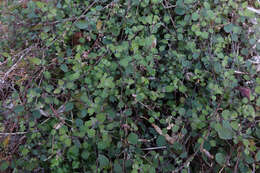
<box><xmin>65</xmin><ymin>102</ymin><xmax>74</xmax><ymax>111</ymax></box>
<box><xmin>156</xmin><ymin>135</ymin><xmax>166</xmax><ymax>146</ymax></box>
<box><xmin>165</xmin><ymin>85</ymin><xmax>175</xmax><ymax>92</ymax></box>
<box><xmin>151</xmin><ymin>0</ymin><xmax>161</xmax><ymax>4</ymax></box>
<box><xmin>0</xmin><ymin>161</ymin><xmax>9</xmax><ymax>171</ymax></box>
<box><xmin>87</xmin><ymin>129</ymin><xmax>95</xmax><ymax>138</ymax></box>
<box><xmin>178</xmin><ymin>108</ymin><xmax>186</xmax><ymax>116</ymax></box>
<box><xmin>119</xmin><ymin>58</ymin><xmax>130</xmax><ymax>68</ymax></box>
<box><xmin>35</xmin><ymin>1</ymin><xmax>45</xmax><ymax>8</ymax></box>
<box><xmin>14</xmin><ymin>105</ymin><xmax>24</xmax><ymax>113</ymax></box>
<box><xmin>96</xmin><ymin>6</ymin><xmax>103</xmax><ymax>11</ymax></box>
<box><xmin>30</xmin><ymin>57</ymin><xmax>41</xmax><ymax>65</ymax></box>
<box><xmin>257</xmin><ymin>98</ymin><xmax>260</xmax><ymax>107</ymax></box>
<box><xmin>75</xmin><ymin>118</ymin><xmax>83</xmax><ymax>127</ymax></box>
<box><xmin>43</xmin><ymin>71</ymin><xmax>51</xmax><ymax>79</ymax></box>
<box><xmin>21</xmin><ymin>148</ymin><xmax>29</xmax><ymax>156</ymax></box>
<box><xmin>256</xmin><ymin>78</ymin><xmax>260</xmax><ymax>85</ymax></box>
<box><xmin>127</xmin><ymin>133</ymin><xmax>138</xmax><ymax>145</ymax></box>
<box><xmin>75</xmin><ymin>20</ymin><xmax>89</xmax><ymax>29</ymax></box>
<box><xmin>68</xmin><ymin>72</ymin><xmax>80</xmax><ymax>81</ymax></box>
<box><xmin>184</xmin><ymin>0</ymin><xmax>193</xmax><ymax>4</ymax></box>
<box><xmin>96</xmin><ymin>113</ymin><xmax>106</xmax><ymax>123</ymax></box>
<box><xmin>88</xmin><ymin>108</ymin><xmax>95</xmax><ymax>115</ymax></box>
<box><xmin>179</xmin><ymin>85</ymin><xmax>187</xmax><ymax>93</ymax></box>
<box><xmin>216</xmin><ymin>122</ymin><xmax>234</xmax><ymax>140</ymax></box>
<box><xmin>147</xmin><ymin>15</ymin><xmax>153</xmax><ymax>24</ymax></box>
<box><xmin>215</xmin><ymin>153</ymin><xmax>225</xmax><ymax>165</ymax></box>
<box><xmin>255</xmin><ymin>86</ymin><xmax>260</xmax><ymax>94</ymax></box>
<box><xmin>230</xmin><ymin>121</ymin><xmax>239</xmax><ymax>130</ymax></box>
<box><xmin>53</xmin><ymin>88</ymin><xmax>61</xmax><ymax>94</ymax></box>
<box><xmin>98</xmin><ymin>154</ymin><xmax>109</xmax><ymax>168</ymax></box>
<box><xmin>175</xmin><ymin>7</ymin><xmax>186</xmax><ymax>16</ymax></box>
<box><xmin>224</xmin><ymin>24</ymin><xmax>233</xmax><ymax>33</ymax></box>
<box><xmin>68</xmin><ymin>146</ymin><xmax>79</xmax><ymax>157</ymax></box>
<box><xmin>2</xmin><ymin>52</ymin><xmax>10</xmax><ymax>58</ymax></box>
<box><xmin>113</xmin><ymin>162</ymin><xmax>123</xmax><ymax>173</ymax></box>
<box><xmin>98</xmin><ymin>141</ymin><xmax>107</xmax><ymax>150</ymax></box>
<box><xmin>60</xmin><ymin>64</ymin><xmax>68</xmax><ymax>72</ymax></box>
<box><xmin>32</xmin><ymin>110</ymin><xmax>41</xmax><ymax>119</ymax></box>
<box><xmin>102</xmin><ymin>77</ymin><xmax>115</xmax><ymax>88</ymax></box>
<box><xmin>81</xmin><ymin>151</ymin><xmax>90</xmax><ymax>160</ymax></box>
<box><xmin>72</xmin><ymin>161</ymin><xmax>80</xmax><ymax>169</ymax></box>
<box><xmin>192</xmin><ymin>13</ymin><xmax>199</xmax><ymax>21</ymax></box>
<box><xmin>256</xmin><ymin>43</ymin><xmax>260</xmax><ymax>51</ymax></box>
<box><xmin>203</xmin><ymin>2</ymin><xmax>210</xmax><ymax>9</ymax></box>
<box><xmin>64</xmin><ymin>138</ymin><xmax>71</xmax><ymax>147</ymax></box>
<box><xmin>201</xmin><ymin>32</ymin><xmax>208</xmax><ymax>39</ymax></box>
<box><xmin>222</xmin><ymin>110</ymin><xmax>230</xmax><ymax>120</ymax></box>
<box><xmin>256</xmin><ymin>151</ymin><xmax>260</xmax><ymax>162</ymax></box>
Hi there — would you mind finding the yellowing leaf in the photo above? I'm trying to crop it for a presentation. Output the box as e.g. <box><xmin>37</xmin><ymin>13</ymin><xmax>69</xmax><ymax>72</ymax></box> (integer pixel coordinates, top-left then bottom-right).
<box><xmin>3</xmin><ymin>136</ymin><xmax>10</xmax><ymax>149</ymax></box>
<box><xmin>96</xmin><ymin>20</ymin><xmax>102</xmax><ymax>30</ymax></box>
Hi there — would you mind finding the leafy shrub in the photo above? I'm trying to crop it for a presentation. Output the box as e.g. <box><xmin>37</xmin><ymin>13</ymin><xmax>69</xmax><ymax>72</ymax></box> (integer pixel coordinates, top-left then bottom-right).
<box><xmin>0</xmin><ymin>0</ymin><xmax>259</xmax><ymax>172</ymax></box>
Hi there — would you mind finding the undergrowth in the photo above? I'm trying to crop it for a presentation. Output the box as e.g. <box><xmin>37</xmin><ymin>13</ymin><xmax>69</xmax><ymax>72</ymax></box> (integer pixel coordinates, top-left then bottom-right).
<box><xmin>0</xmin><ymin>0</ymin><xmax>259</xmax><ymax>172</ymax></box>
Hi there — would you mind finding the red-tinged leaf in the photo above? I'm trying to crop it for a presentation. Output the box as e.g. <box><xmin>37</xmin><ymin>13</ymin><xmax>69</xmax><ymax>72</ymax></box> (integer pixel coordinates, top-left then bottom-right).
<box><xmin>236</xmin><ymin>87</ymin><xmax>250</xmax><ymax>100</ymax></box>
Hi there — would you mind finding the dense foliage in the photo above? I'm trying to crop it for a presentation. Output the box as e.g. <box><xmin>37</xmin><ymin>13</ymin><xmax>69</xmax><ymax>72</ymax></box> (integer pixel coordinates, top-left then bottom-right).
<box><xmin>0</xmin><ymin>0</ymin><xmax>259</xmax><ymax>172</ymax></box>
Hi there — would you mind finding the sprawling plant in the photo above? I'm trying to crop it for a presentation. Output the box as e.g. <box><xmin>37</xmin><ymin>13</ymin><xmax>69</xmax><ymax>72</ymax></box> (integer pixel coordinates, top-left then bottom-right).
<box><xmin>0</xmin><ymin>0</ymin><xmax>259</xmax><ymax>172</ymax></box>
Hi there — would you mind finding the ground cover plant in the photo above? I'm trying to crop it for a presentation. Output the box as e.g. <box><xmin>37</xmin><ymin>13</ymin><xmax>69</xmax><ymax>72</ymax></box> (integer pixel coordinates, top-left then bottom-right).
<box><xmin>0</xmin><ymin>0</ymin><xmax>259</xmax><ymax>172</ymax></box>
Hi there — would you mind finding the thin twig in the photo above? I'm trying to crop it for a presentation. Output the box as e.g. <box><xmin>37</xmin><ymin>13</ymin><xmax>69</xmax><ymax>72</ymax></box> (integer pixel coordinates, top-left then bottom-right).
<box><xmin>43</xmin><ymin>154</ymin><xmax>55</xmax><ymax>162</ymax></box>
<box><xmin>163</xmin><ymin>5</ymin><xmax>176</xmax><ymax>9</ymax></box>
<box><xmin>0</xmin><ymin>132</ymin><xmax>28</xmax><ymax>135</ymax></box>
<box><xmin>140</xmin><ymin>116</ymin><xmax>177</xmax><ymax>144</ymax></box>
<box><xmin>141</xmin><ymin>146</ymin><xmax>167</xmax><ymax>150</ymax></box>
<box><xmin>162</xmin><ymin>0</ymin><xmax>176</xmax><ymax>9</ymax></box>
<box><xmin>3</xmin><ymin>47</ymin><xmax>32</xmax><ymax>81</ymax></box>
<box><xmin>234</xmin><ymin>70</ymin><xmax>248</xmax><ymax>74</ymax></box>
<box><xmin>247</xmin><ymin>7</ymin><xmax>260</xmax><ymax>15</ymax></box>
<box><xmin>137</xmin><ymin>101</ymin><xmax>153</xmax><ymax>111</ymax></box>
<box><xmin>49</xmin><ymin>104</ymin><xmax>65</xmax><ymax>124</ymax></box>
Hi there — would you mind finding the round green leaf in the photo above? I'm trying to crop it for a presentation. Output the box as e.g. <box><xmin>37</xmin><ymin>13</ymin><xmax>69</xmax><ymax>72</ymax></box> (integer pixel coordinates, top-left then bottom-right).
<box><xmin>127</xmin><ymin>133</ymin><xmax>138</xmax><ymax>145</ymax></box>
<box><xmin>215</xmin><ymin>153</ymin><xmax>225</xmax><ymax>165</ymax></box>
<box><xmin>224</xmin><ymin>24</ymin><xmax>233</xmax><ymax>33</ymax></box>
<box><xmin>98</xmin><ymin>154</ymin><xmax>109</xmax><ymax>168</ymax></box>
<box><xmin>0</xmin><ymin>161</ymin><xmax>9</xmax><ymax>171</ymax></box>
<box><xmin>175</xmin><ymin>7</ymin><xmax>186</xmax><ymax>16</ymax></box>
<box><xmin>156</xmin><ymin>135</ymin><xmax>166</xmax><ymax>147</ymax></box>
<box><xmin>75</xmin><ymin>20</ymin><xmax>89</xmax><ymax>29</ymax></box>
<box><xmin>192</xmin><ymin>13</ymin><xmax>199</xmax><ymax>21</ymax></box>
<box><xmin>14</xmin><ymin>105</ymin><xmax>25</xmax><ymax>113</ymax></box>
